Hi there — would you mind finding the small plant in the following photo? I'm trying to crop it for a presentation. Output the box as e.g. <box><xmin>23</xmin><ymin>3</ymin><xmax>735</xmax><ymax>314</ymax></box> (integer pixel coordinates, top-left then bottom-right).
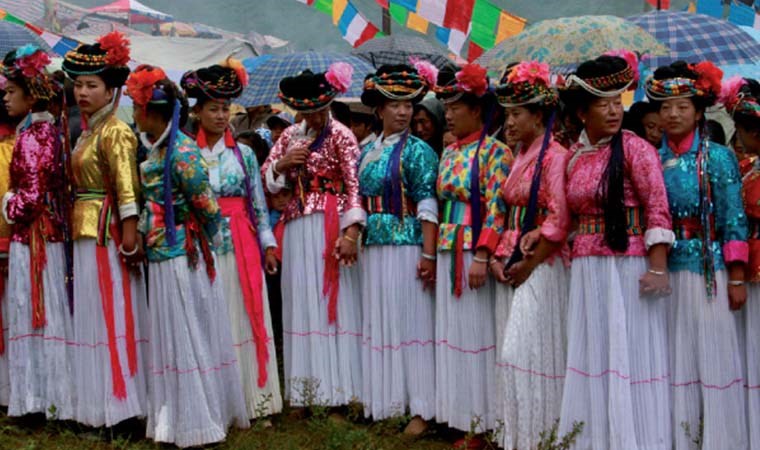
<box><xmin>536</xmin><ymin>419</ymin><xmax>584</xmax><ymax>450</ymax></box>
<box><xmin>291</xmin><ymin>377</ymin><xmax>329</xmax><ymax>420</ymax></box>
<box><xmin>46</xmin><ymin>404</ymin><xmax>58</xmax><ymax>421</ymax></box>
<box><xmin>252</xmin><ymin>393</ymin><xmax>275</xmax><ymax>431</ymax></box>
<box><xmin>681</xmin><ymin>417</ymin><xmax>704</xmax><ymax>448</ymax></box>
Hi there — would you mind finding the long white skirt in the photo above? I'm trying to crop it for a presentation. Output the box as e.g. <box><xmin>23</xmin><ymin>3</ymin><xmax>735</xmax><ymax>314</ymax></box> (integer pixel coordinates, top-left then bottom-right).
<box><xmin>499</xmin><ymin>262</ymin><xmax>568</xmax><ymax>450</ymax></box>
<box><xmin>0</xmin><ymin>273</ymin><xmax>9</xmax><ymax>406</ymax></box>
<box><xmin>361</xmin><ymin>245</ymin><xmax>435</xmax><ymax>420</ymax></box>
<box><xmin>744</xmin><ymin>286</ymin><xmax>760</xmax><ymax>450</ymax></box>
<box><xmin>144</xmin><ymin>255</ymin><xmax>248</xmax><ymax>448</ymax></box>
<box><xmin>218</xmin><ymin>251</ymin><xmax>282</xmax><ymax>419</ymax></box>
<box><xmin>7</xmin><ymin>242</ymin><xmax>75</xmax><ymax>419</ymax></box>
<box><xmin>559</xmin><ymin>256</ymin><xmax>670</xmax><ymax>450</ymax></box>
<box><xmin>435</xmin><ymin>251</ymin><xmax>497</xmax><ymax>432</ymax></box>
<box><xmin>669</xmin><ymin>270</ymin><xmax>747</xmax><ymax>450</ymax></box>
<box><xmin>493</xmin><ymin>279</ymin><xmax>511</xmax><ymax>440</ymax></box>
<box><xmin>72</xmin><ymin>239</ymin><xmax>148</xmax><ymax>426</ymax></box>
<box><xmin>281</xmin><ymin>213</ymin><xmax>363</xmax><ymax>406</ymax></box>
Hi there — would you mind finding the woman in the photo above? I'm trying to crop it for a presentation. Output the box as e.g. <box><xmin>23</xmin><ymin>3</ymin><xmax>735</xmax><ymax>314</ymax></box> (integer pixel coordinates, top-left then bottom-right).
<box><xmin>0</xmin><ymin>89</ymin><xmax>15</xmax><ymax>407</ymax></box>
<box><xmin>559</xmin><ymin>54</ymin><xmax>674</xmax><ymax>450</ymax></box>
<box><xmin>357</xmin><ymin>63</ymin><xmax>439</xmax><ymax>432</ymax></box>
<box><xmin>488</xmin><ymin>61</ymin><xmax>570</xmax><ymax>450</ymax></box>
<box><xmin>181</xmin><ymin>59</ymin><xmax>282</xmax><ymax>419</ymax></box>
<box><xmin>624</xmin><ymin>101</ymin><xmax>663</xmax><ymax>148</ymax></box>
<box><xmin>433</xmin><ymin>63</ymin><xmax>512</xmax><ymax>438</ymax></box>
<box><xmin>1</xmin><ymin>45</ymin><xmax>74</xmax><ymax>419</ymax></box>
<box><xmin>261</xmin><ymin>64</ymin><xmax>365</xmax><ymax>407</ymax></box>
<box><xmin>412</xmin><ymin>95</ymin><xmax>446</xmax><ymax>156</ymax></box>
<box><xmin>723</xmin><ymin>75</ymin><xmax>760</xmax><ymax>450</ymax></box>
<box><xmin>61</xmin><ymin>31</ymin><xmax>148</xmax><ymax>427</ymax></box>
<box><xmin>126</xmin><ymin>65</ymin><xmax>248</xmax><ymax>447</ymax></box>
<box><xmin>646</xmin><ymin>61</ymin><xmax>748</xmax><ymax>450</ymax></box>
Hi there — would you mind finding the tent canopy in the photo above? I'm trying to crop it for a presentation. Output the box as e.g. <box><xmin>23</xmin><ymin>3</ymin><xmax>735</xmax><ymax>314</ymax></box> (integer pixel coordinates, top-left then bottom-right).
<box><xmin>89</xmin><ymin>0</ymin><xmax>173</xmax><ymax>24</ymax></box>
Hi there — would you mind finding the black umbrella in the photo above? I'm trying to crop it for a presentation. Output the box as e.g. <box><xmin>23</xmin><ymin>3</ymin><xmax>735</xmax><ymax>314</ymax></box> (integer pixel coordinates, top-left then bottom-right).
<box><xmin>352</xmin><ymin>35</ymin><xmax>452</xmax><ymax>70</ymax></box>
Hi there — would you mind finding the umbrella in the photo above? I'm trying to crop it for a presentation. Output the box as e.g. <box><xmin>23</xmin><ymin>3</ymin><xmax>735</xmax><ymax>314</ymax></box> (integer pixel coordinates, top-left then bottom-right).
<box><xmin>238</xmin><ymin>51</ymin><xmax>375</xmax><ymax>107</ymax></box>
<box><xmin>0</xmin><ymin>20</ymin><xmax>52</xmax><ymax>57</ymax></box>
<box><xmin>477</xmin><ymin>15</ymin><xmax>668</xmax><ymax>75</ymax></box>
<box><xmin>353</xmin><ymin>35</ymin><xmax>452</xmax><ymax>70</ymax></box>
<box><xmin>627</xmin><ymin>10</ymin><xmax>760</xmax><ymax>68</ymax></box>
<box><xmin>89</xmin><ymin>0</ymin><xmax>173</xmax><ymax>24</ymax></box>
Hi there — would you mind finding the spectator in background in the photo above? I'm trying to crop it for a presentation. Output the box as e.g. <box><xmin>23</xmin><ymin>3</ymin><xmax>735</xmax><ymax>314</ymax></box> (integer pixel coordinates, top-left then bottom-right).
<box><xmin>413</xmin><ymin>96</ymin><xmax>445</xmax><ymax>156</ymax></box>
<box><xmin>265</xmin><ymin>111</ymin><xmax>294</xmax><ymax>145</ymax></box>
<box><xmin>236</xmin><ymin>129</ymin><xmax>271</xmax><ymax>166</ymax></box>
<box><xmin>624</xmin><ymin>101</ymin><xmax>663</xmax><ymax>147</ymax></box>
<box><xmin>231</xmin><ymin>104</ymin><xmax>272</xmax><ymax>134</ymax></box>
<box><xmin>705</xmin><ymin>118</ymin><xmax>726</xmax><ymax>146</ymax></box>
<box><xmin>348</xmin><ymin>103</ymin><xmax>377</xmax><ymax>148</ymax></box>
<box><xmin>330</xmin><ymin>100</ymin><xmax>351</xmax><ymax>127</ymax></box>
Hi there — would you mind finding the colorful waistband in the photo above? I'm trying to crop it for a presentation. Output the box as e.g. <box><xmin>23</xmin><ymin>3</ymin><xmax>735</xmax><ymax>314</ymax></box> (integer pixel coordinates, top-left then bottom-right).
<box><xmin>506</xmin><ymin>205</ymin><xmax>548</xmax><ymax>231</ymax></box>
<box><xmin>441</xmin><ymin>200</ymin><xmax>474</xmax><ymax>226</ymax></box>
<box><xmin>364</xmin><ymin>195</ymin><xmax>416</xmax><ymax>216</ymax></box>
<box><xmin>673</xmin><ymin>217</ymin><xmax>715</xmax><ymax>241</ymax></box>
<box><xmin>308</xmin><ymin>177</ymin><xmax>344</xmax><ymax>195</ymax></box>
<box><xmin>577</xmin><ymin>207</ymin><xmax>644</xmax><ymax>236</ymax></box>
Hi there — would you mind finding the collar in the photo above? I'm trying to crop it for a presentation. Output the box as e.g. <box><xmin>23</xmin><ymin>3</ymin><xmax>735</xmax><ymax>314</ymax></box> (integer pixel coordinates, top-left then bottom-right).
<box><xmin>667</xmin><ymin>129</ymin><xmax>696</xmax><ymax>156</ymax></box>
<box><xmin>17</xmin><ymin>111</ymin><xmax>55</xmax><ymax>134</ymax></box>
<box><xmin>82</xmin><ymin>102</ymin><xmax>113</xmax><ymax>132</ymax></box>
<box><xmin>453</xmin><ymin>129</ymin><xmax>483</xmax><ymax>148</ymax></box>
<box><xmin>139</xmin><ymin>122</ymin><xmax>172</xmax><ymax>152</ymax></box>
<box><xmin>577</xmin><ymin>129</ymin><xmax>613</xmax><ymax>149</ymax></box>
<box><xmin>196</xmin><ymin>127</ymin><xmax>236</xmax><ymax>150</ymax></box>
<box><xmin>360</xmin><ymin>132</ymin><xmax>377</xmax><ymax>147</ymax></box>
<box><xmin>378</xmin><ymin>130</ymin><xmax>406</xmax><ymax>148</ymax></box>
<box><xmin>200</xmin><ymin>130</ymin><xmax>232</xmax><ymax>160</ymax></box>
<box><xmin>297</xmin><ymin>113</ymin><xmax>332</xmax><ymax>138</ymax></box>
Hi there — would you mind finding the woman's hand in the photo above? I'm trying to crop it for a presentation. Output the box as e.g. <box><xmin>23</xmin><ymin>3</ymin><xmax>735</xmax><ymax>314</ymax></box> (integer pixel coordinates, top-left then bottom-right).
<box><xmin>489</xmin><ymin>258</ymin><xmax>509</xmax><ymax>284</ymax></box>
<box><xmin>468</xmin><ymin>259</ymin><xmax>488</xmax><ymax>290</ymax></box>
<box><xmin>416</xmin><ymin>257</ymin><xmax>436</xmax><ymax>291</ymax></box>
<box><xmin>275</xmin><ymin>146</ymin><xmax>310</xmax><ymax>173</ymax></box>
<box><xmin>639</xmin><ymin>269</ymin><xmax>671</xmax><ymax>297</ymax></box>
<box><xmin>519</xmin><ymin>229</ymin><xmax>542</xmax><ymax>257</ymax></box>
<box><xmin>334</xmin><ymin>235</ymin><xmax>359</xmax><ymax>267</ymax></box>
<box><xmin>122</xmin><ymin>233</ymin><xmax>145</xmax><ymax>272</ymax></box>
<box><xmin>728</xmin><ymin>283</ymin><xmax>748</xmax><ymax>310</ymax></box>
<box><xmin>505</xmin><ymin>259</ymin><xmax>536</xmax><ymax>288</ymax></box>
<box><xmin>264</xmin><ymin>248</ymin><xmax>279</xmax><ymax>275</ymax></box>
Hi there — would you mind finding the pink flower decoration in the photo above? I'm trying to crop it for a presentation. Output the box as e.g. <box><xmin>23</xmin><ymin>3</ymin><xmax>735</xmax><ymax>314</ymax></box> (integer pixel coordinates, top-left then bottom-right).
<box><xmin>0</xmin><ymin>74</ymin><xmax>7</xmax><ymax>90</ymax></box>
<box><xmin>325</xmin><ymin>62</ymin><xmax>353</xmax><ymax>94</ymax></box>
<box><xmin>604</xmin><ymin>49</ymin><xmax>639</xmax><ymax>84</ymax></box>
<box><xmin>16</xmin><ymin>50</ymin><xmax>50</xmax><ymax>78</ymax></box>
<box><xmin>720</xmin><ymin>76</ymin><xmax>748</xmax><ymax>111</ymax></box>
<box><xmin>410</xmin><ymin>57</ymin><xmax>439</xmax><ymax>87</ymax></box>
<box><xmin>507</xmin><ymin>61</ymin><xmax>550</xmax><ymax>85</ymax></box>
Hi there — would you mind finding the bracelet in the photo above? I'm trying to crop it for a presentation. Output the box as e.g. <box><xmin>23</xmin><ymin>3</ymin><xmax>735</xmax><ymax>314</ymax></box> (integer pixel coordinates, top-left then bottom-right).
<box><xmin>342</xmin><ymin>234</ymin><xmax>357</xmax><ymax>243</ymax></box>
<box><xmin>473</xmin><ymin>256</ymin><xmax>489</xmax><ymax>264</ymax></box>
<box><xmin>421</xmin><ymin>252</ymin><xmax>436</xmax><ymax>261</ymax></box>
<box><xmin>119</xmin><ymin>243</ymin><xmax>138</xmax><ymax>256</ymax></box>
<box><xmin>728</xmin><ymin>280</ymin><xmax>745</xmax><ymax>286</ymax></box>
<box><xmin>489</xmin><ymin>258</ymin><xmax>501</xmax><ymax>266</ymax></box>
<box><xmin>648</xmin><ymin>269</ymin><xmax>666</xmax><ymax>276</ymax></box>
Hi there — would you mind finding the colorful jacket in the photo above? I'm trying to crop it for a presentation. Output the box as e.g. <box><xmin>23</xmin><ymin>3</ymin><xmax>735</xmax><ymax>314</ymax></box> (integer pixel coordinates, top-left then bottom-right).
<box><xmin>358</xmin><ymin>131</ymin><xmax>439</xmax><ymax>246</ymax></box>
<box><xmin>743</xmin><ymin>160</ymin><xmax>760</xmax><ymax>282</ymax></box>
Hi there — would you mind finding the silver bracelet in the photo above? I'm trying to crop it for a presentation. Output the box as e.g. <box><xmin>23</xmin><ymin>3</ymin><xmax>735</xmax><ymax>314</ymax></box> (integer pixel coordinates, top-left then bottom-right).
<box><xmin>119</xmin><ymin>243</ymin><xmax>138</xmax><ymax>256</ymax></box>
<box><xmin>728</xmin><ymin>280</ymin><xmax>745</xmax><ymax>286</ymax></box>
<box><xmin>421</xmin><ymin>252</ymin><xmax>436</xmax><ymax>261</ymax></box>
<box><xmin>473</xmin><ymin>256</ymin><xmax>489</xmax><ymax>264</ymax></box>
<box><xmin>648</xmin><ymin>269</ymin><xmax>666</xmax><ymax>276</ymax></box>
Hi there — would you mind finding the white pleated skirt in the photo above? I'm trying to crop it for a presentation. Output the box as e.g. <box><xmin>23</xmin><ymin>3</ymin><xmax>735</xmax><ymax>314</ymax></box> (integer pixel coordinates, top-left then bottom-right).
<box><xmin>360</xmin><ymin>245</ymin><xmax>435</xmax><ymax>420</ymax></box>
<box><xmin>493</xmin><ymin>278</ymin><xmax>511</xmax><ymax>440</ymax></box>
<box><xmin>744</xmin><ymin>285</ymin><xmax>760</xmax><ymax>450</ymax></box>
<box><xmin>499</xmin><ymin>262</ymin><xmax>568</xmax><ymax>450</ymax></box>
<box><xmin>217</xmin><ymin>251</ymin><xmax>282</xmax><ymax>419</ymax></box>
<box><xmin>7</xmin><ymin>242</ymin><xmax>75</xmax><ymax>419</ymax></box>
<box><xmin>435</xmin><ymin>251</ymin><xmax>497</xmax><ymax>432</ymax></box>
<box><xmin>0</xmin><ymin>273</ymin><xmax>9</xmax><ymax>406</ymax></box>
<box><xmin>71</xmin><ymin>239</ymin><xmax>148</xmax><ymax>427</ymax></box>
<box><xmin>144</xmin><ymin>255</ymin><xmax>248</xmax><ymax>448</ymax></box>
<box><xmin>281</xmin><ymin>213</ymin><xmax>363</xmax><ymax>407</ymax></box>
<box><xmin>559</xmin><ymin>256</ymin><xmax>670</xmax><ymax>450</ymax></box>
<box><xmin>669</xmin><ymin>270</ymin><xmax>747</xmax><ymax>450</ymax></box>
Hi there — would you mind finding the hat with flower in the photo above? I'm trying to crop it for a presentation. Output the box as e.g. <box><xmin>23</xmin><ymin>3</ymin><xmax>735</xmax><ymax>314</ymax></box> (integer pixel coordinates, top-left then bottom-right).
<box><xmin>1</xmin><ymin>45</ymin><xmax>54</xmax><ymax>101</ymax></box>
<box><xmin>361</xmin><ymin>59</ymin><xmax>435</xmax><ymax>108</ymax></box>
<box><xmin>721</xmin><ymin>76</ymin><xmax>760</xmax><ymax>121</ymax></box>
<box><xmin>181</xmin><ymin>57</ymin><xmax>249</xmax><ymax>102</ymax></box>
<box><xmin>278</xmin><ymin>62</ymin><xmax>353</xmax><ymax>113</ymax></box>
<box><xmin>645</xmin><ymin>60</ymin><xmax>723</xmax><ymax>107</ymax></box>
<box><xmin>495</xmin><ymin>60</ymin><xmax>558</xmax><ymax>108</ymax></box>
<box><xmin>434</xmin><ymin>63</ymin><xmax>491</xmax><ymax>104</ymax></box>
<box><xmin>62</xmin><ymin>31</ymin><xmax>131</xmax><ymax>88</ymax></box>
<box><xmin>563</xmin><ymin>50</ymin><xmax>639</xmax><ymax>99</ymax></box>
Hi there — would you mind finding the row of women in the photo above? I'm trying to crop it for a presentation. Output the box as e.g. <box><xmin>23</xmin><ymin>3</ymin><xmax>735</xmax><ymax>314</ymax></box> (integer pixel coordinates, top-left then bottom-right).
<box><xmin>0</xmin><ymin>30</ymin><xmax>759</xmax><ymax>450</ymax></box>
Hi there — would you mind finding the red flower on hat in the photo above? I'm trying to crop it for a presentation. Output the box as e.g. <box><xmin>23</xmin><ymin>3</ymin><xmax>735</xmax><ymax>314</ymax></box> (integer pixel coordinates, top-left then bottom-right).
<box><xmin>16</xmin><ymin>50</ymin><xmax>50</xmax><ymax>78</ymax></box>
<box><xmin>455</xmin><ymin>63</ymin><xmax>488</xmax><ymax>97</ymax></box>
<box><xmin>690</xmin><ymin>61</ymin><xmax>723</xmax><ymax>97</ymax></box>
<box><xmin>97</xmin><ymin>31</ymin><xmax>131</xmax><ymax>67</ymax></box>
<box><xmin>125</xmin><ymin>65</ymin><xmax>167</xmax><ymax>108</ymax></box>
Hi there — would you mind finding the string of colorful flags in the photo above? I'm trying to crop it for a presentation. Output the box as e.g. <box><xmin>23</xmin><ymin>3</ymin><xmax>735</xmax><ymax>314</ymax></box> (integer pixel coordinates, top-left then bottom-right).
<box><xmin>0</xmin><ymin>8</ymin><xmax>80</xmax><ymax>57</ymax></box>
<box><xmin>297</xmin><ymin>0</ymin><xmax>383</xmax><ymax>47</ymax></box>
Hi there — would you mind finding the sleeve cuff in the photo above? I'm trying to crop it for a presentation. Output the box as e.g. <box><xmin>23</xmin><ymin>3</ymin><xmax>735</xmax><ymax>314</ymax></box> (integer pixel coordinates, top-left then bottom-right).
<box><xmin>265</xmin><ymin>162</ymin><xmax>287</xmax><ymax>193</ymax></box>
<box><xmin>259</xmin><ymin>229</ymin><xmax>277</xmax><ymax>250</ymax></box>
<box><xmin>340</xmin><ymin>206</ymin><xmax>366</xmax><ymax>230</ymax></box>
<box><xmin>476</xmin><ymin>228</ymin><xmax>501</xmax><ymax>254</ymax></box>
<box><xmin>416</xmin><ymin>198</ymin><xmax>438</xmax><ymax>224</ymax></box>
<box><xmin>1</xmin><ymin>192</ymin><xmax>14</xmax><ymax>225</ymax></box>
<box><xmin>724</xmin><ymin>240</ymin><xmax>750</xmax><ymax>264</ymax></box>
<box><xmin>119</xmin><ymin>202</ymin><xmax>139</xmax><ymax>220</ymax></box>
<box><xmin>540</xmin><ymin>223</ymin><xmax>568</xmax><ymax>243</ymax></box>
<box><xmin>644</xmin><ymin>227</ymin><xmax>675</xmax><ymax>250</ymax></box>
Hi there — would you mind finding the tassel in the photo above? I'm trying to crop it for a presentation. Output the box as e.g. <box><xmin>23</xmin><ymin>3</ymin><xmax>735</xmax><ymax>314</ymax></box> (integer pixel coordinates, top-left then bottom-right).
<box><xmin>452</xmin><ymin>226</ymin><xmax>465</xmax><ymax>298</ymax></box>
<box><xmin>96</xmin><ymin>244</ymin><xmax>127</xmax><ymax>399</ymax></box>
<box><xmin>323</xmin><ymin>193</ymin><xmax>340</xmax><ymax>324</ymax></box>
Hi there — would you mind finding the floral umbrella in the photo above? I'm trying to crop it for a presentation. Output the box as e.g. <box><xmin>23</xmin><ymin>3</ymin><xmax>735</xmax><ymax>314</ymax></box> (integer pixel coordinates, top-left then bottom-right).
<box><xmin>477</xmin><ymin>15</ymin><xmax>669</xmax><ymax>76</ymax></box>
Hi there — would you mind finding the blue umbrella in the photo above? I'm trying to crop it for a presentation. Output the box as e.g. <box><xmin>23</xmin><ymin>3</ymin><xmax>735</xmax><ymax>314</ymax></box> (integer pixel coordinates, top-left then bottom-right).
<box><xmin>238</xmin><ymin>51</ymin><xmax>375</xmax><ymax>107</ymax></box>
<box><xmin>0</xmin><ymin>20</ymin><xmax>52</xmax><ymax>58</ymax></box>
<box><xmin>627</xmin><ymin>10</ymin><xmax>760</xmax><ymax>68</ymax></box>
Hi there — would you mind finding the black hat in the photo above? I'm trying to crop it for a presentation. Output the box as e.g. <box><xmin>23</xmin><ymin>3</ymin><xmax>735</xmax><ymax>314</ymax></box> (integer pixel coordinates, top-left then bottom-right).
<box><xmin>278</xmin><ymin>62</ymin><xmax>353</xmax><ymax>112</ymax></box>
<box><xmin>181</xmin><ymin>58</ymin><xmax>248</xmax><ymax>101</ymax></box>
<box><xmin>62</xmin><ymin>31</ymin><xmax>131</xmax><ymax>88</ymax></box>
<box><xmin>361</xmin><ymin>64</ymin><xmax>429</xmax><ymax>108</ymax></box>
<box><xmin>434</xmin><ymin>63</ymin><xmax>491</xmax><ymax>105</ymax></box>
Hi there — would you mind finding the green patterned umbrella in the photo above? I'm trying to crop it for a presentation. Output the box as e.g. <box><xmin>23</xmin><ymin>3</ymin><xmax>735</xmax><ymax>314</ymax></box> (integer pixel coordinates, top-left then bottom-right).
<box><xmin>478</xmin><ymin>15</ymin><xmax>669</xmax><ymax>75</ymax></box>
